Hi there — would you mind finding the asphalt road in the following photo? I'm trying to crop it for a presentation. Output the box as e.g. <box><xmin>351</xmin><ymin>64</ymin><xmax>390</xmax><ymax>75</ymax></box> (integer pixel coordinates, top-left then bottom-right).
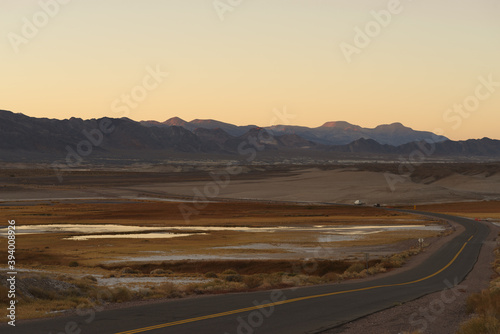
<box><xmin>7</xmin><ymin>211</ymin><xmax>490</xmax><ymax>334</ymax></box>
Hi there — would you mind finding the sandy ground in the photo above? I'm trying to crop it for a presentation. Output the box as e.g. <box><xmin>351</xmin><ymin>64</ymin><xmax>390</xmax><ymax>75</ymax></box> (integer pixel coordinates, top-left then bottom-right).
<box><xmin>134</xmin><ymin>168</ymin><xmax>500</xmax><ymax>205</ymax></box>
<box><xmin>1</xmin><ymin>166</ymin><xmax>499</xmax><ymax>205</ymax></box>
<box><xmin>323</xmin><ymin>221</ymin><xmax>500</xmax><ymax>334</ymax></box>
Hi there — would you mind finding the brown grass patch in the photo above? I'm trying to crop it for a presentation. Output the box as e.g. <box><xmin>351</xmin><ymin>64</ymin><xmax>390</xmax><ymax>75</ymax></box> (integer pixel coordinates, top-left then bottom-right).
<box><xmin>402</xmin><ymin>201</ymin><xmax>500</xmax><ymax>215</ymax></box>
<box><xmin>0</xmin><ymin>200</ymin><xmax>437</xmax><ymax>267</ymax></box>
<box><xmin>100</xmin><ymin>259</ymin><xmax>357</xmax><ymax>276</ymax></box>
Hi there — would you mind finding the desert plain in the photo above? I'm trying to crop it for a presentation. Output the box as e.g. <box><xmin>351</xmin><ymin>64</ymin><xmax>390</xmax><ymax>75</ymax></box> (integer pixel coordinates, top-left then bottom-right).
<box><xmin>0</xmin><ymin>162</ymin><xmax>499</xmax><ymax>327</ymax></box>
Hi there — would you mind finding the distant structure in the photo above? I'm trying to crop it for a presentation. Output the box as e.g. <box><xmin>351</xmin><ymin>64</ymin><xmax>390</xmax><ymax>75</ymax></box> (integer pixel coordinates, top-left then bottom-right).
<box><xmin>354</xmin><ymin>200</ymin><xmax>364</xmax><ymax>205</ymax></box>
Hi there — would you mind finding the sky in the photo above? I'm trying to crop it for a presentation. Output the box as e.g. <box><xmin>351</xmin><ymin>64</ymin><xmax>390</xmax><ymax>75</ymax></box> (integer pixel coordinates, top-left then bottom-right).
<box><xmin>1</xmin><ymin>0</ymin><xmax>499</xmax><ymax>140</ymax></box>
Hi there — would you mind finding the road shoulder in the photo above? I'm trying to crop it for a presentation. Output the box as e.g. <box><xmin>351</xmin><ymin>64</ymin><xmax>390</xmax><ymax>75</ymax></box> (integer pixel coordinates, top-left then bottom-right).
<box><xmin>324</xmin><ymin>221</ymin><xmax>499</xmax><ymax>334</ymax></box>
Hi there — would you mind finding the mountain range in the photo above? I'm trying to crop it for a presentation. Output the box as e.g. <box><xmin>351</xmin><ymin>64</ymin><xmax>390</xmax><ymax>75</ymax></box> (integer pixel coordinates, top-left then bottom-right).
<box><xmin>141</xmin><ymin>117</ymin><xmax>447</xmax><ymax>146</ymax></box>
<box><xmin>1</xmin><ymin>110</ymin><xmax>499</xmax><ymax>162</ymax></box>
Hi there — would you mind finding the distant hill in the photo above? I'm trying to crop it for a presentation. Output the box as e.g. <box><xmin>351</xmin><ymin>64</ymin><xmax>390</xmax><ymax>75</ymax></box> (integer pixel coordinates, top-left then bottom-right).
<box><xmin>1</xmin><ymin>110</ymin><xmax>499</xmax><ymax>162</ymax></box>
<box><xmin>142</xmin><ymin>117</ymin><xmax>447</xmax><ymax>146</ymax></box>
<box><xmin>0</xmin><ymin>110</ymin><xmax>206</xmax><ymax>157</ymax></box>
<box><xmin>266</xmin><ymin>121</ymin><xmax>446</xmax><ymax>146</ymax></box>
<box><xmin>141</xmin><ymin>117</ymin><xmax>257</xmax><ymax>137</ymax></box>
<box><xmin>326</xmin><ymin>137</ymin><xmax>500</xmax><ymax>157</ymax></box>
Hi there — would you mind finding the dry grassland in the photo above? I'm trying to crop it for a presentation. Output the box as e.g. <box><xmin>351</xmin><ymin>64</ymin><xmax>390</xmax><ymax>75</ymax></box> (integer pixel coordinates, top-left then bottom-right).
<box><xmin>404</xmin><ymin>201</ymin><xmax>500</xmax><ymax>220</ymax></box>
<box><xmin>0</xmin><ymin>201</ymin><xmax>440</xmax><ymax>266</ymax></box>
<box><xmin>0</xmin><ymin>200</ymin><xmax>448</xmax><ymax>321</ymax></box>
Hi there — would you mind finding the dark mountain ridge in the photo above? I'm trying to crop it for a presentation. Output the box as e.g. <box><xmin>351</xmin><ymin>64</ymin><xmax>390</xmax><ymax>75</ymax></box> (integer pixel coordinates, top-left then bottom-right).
<box><xmin>1</xmin><ymin>110</ymin><xmax>499</xmax><ymax>162</ymax></box>
<box><xmin>142</xmin><ymin>117</ymin><xmax>447</xmax><ymax>146</ymax></box>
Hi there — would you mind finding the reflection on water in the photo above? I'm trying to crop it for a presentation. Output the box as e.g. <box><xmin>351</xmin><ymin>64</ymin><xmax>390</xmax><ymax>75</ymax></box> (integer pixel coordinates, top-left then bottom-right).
<box><xmin>0</xmin><ymin>224</ymin><xmax>288</xmax><ymax>236</ymax></box>
<box><xmin>0</xmin><ymin>223</ymin><xmax>445</xmax><ymax>245</ymax></box>
<box><xmin>2</xmin><ymin>223</ymin><xmax>444</xmax><ymax>235</ymax></box>
<box><xmin>317</xmin><ymin>234</ymin><xmax>360</xmax><ymax>243</ymax></box>
<box><xmin>65</xmin><ymin>232</ymin><xmax>205</xmax><ymax>241</ymax></box>
<box><xmin>313</xmin><ymin>225</ymin><xmax>444</xmax><ymax>231</ymax></box>
<box><xmin>4</xmin><ymin>224</ymin><xmax>168</xmax><ymax>234</ymax></box>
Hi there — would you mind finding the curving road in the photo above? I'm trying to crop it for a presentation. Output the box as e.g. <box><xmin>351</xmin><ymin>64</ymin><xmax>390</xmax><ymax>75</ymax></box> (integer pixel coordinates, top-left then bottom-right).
<box><xmin>8</xmin><ymin>211</ymin><xmax>490</xmax><ymax>334</ymax></box>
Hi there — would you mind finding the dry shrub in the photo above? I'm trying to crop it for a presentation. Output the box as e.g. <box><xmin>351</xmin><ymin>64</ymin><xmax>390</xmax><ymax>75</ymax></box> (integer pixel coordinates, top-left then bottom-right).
<box><xmin>221</xmin><ymin>269</ymin><xmax>241</xmax><ymax>282</ymax></box>
<box><xmin>204</xmin><ymin>272</ymin><xmax>218</xmax><ymax>278</ymax></box>
<box><xmin>109</xmin><ymin>287</ymin><xmax>133</xmax><ymax>303</ymax></box>
<box><xmin>150</xmin><ymin>269</ymin><xmax>166</xmax><ymax>275</ymax></box>
<box><xmin>322</xmin><ymin>272</ymin><xmax>341</xmax><ymax>283</ymax></box>
<box><xmin>72</xmin><ymin>279</ymin><xmax>94</xmax><ymax>291</ymax></box>
<box><xmin>457</xmin><ymin>316</ymin><xmax>500</xmax><ymax>334</ymax></box>
<box><xmin>224</xmin><ymin>274</ymin><xmax>242</xmax><ymax>282</ymax></box>
<box><xmin>137</xmin><ymin>289</ymin><xmax>153</xmax><ymax>299</ymax></box>
<box><xmin>346</xmin><ymin>262</ymin><xmax>365</xmax><ymax>274</ymax></box>
<box><xmin>182</xmin><ymin>280</ymin><xmax>245</xmax><ymax>295</ymax></box>
<box><xmin>261</xmin><ymin>272</ymin><xmax>295</xmax><ymax>288</ymax></box>
<box><xmin>120</xmin><ymin>267</ymin><xmax>137</xmax><ymax>275</ymax></box>
<box><xmin>388</xmin><ymin>255</ymin><xmax>406</xmax><ymax>268</ymax></box>
<box><xmin>366</xmin><ymin>264</ymin><xmax>386</xmax><ymax>276</ymax></box>
<box><xmin>156</xmin><ymin>282</ymin><xmax>183</xmax><ymax>298</ymax></box>
<box><xmin>281</xmin><ymin>275</ymin><xmax>300</xmax><ymax>287</ymax></box>
<box><xmin>83</xmin><ymin>275</ymin><xmax>97</xmax><ymax>283</ymax></box>
<box><xmin>243</xmin><ymin>275</ymin><xmax>263</xmax><ymax>289</ymax></box>
<box><xmin>341</xmin><ymin>270</ymin><xmax>367</xmax><ymax>280</ymax></box>
<box><xmin>222</xmin><ymin>269</ymin><xmax>238</xmax><ymax>275</ymax></box>
<box><xmin>380</xmin><ymin>248</ymin><xmax>421</xmax><ymax>269</ymax></box>
<box><xmin>258</xmin><ymin>282</ymin><xmax>273</xmax><ymax>290</ymax></box>
<box><xmin>466</xmin><ymin>289</ymin><xmax>500</xmax><ymax>318</ymax></box>
<box><xmin>27</xmin><ymin>286</ymin><xmax>59</xmax><ymax>300</ymax></box>
<box><xmin>304</xmin><ymin>275</ymin><xmax>323</xmax><ymax>285</ymax></box>
<box><xmin>458</xmin><ymin>246</ymin><xmax>500</xmax><ymax>333</ymax></box>
<box><xmin>87</xmin><ymin>287</ymin><xmax>116</xmax><ymax>303</ymax></box>
<box><xmin>263</xmin><ymin>273</ymin><xmax>282</xmax><ymax>287</ymax></box>
<box><xmin>103</xmin><ymin>259</ymin><xmax>353</xmax><ymax>276</ymax></box>
<box><xmin>300</xmin><ymin>259</ymin><xmax>351</xmax><ymax>276</ymax></box>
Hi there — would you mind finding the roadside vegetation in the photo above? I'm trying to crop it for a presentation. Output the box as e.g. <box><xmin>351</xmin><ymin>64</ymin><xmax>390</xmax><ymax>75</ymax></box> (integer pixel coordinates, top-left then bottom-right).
<box><xmin>456</xmin><ymin>246</ymin><xmax>500</xmax><ymax>334</ymax></box>
<box><xmin>0</xmin><ymin>246</ymin><xmax>425</xmax><ymax>321</ymax></box>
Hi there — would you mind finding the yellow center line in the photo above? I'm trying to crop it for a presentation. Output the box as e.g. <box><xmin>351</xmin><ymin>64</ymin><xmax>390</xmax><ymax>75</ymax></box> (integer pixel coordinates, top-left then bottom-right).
<box><xmin>115</xmin><ymin>238</ymin><xmax>471</xmax><ymax>334</ymax></box>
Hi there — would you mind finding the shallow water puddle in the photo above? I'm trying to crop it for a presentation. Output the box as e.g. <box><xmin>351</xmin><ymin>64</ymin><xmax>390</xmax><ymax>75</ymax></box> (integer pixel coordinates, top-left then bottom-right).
<box><xmin>0</xmin><ymin>223</ymin><xmax>445</xmax><ymax>242</ymax></box>
<box><xmin>65</xmin><ymin>232</ymin><xmax>205</xmax><ymax>241</ymax></box>
<box><xmin>0</xmin><ymin>224</ymin><xmax>170</xmax><ymax>235</ymax></box>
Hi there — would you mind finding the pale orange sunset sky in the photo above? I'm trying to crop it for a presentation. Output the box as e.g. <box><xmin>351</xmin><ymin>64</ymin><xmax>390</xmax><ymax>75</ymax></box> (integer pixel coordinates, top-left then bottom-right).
<box><xmin>1</xmin><ymin>0</ymin><xmax>499</xmax><ymax>140</ymax></box>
